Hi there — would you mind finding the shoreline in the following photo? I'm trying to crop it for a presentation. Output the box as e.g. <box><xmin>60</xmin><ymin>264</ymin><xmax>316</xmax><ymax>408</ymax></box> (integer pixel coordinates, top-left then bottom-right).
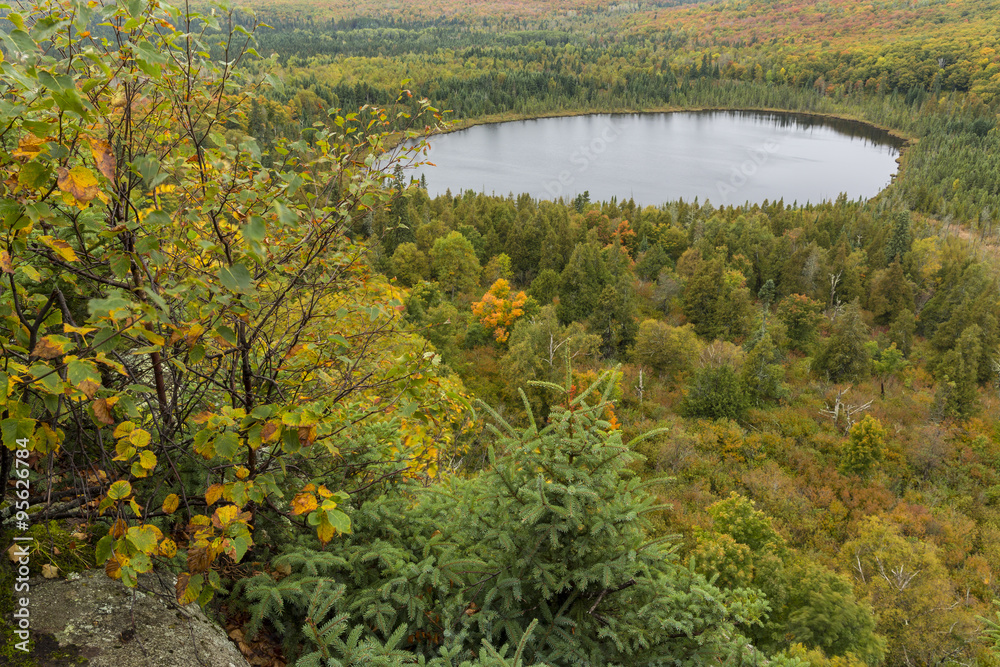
<box><xmin>427</xmin><ymin>105</ymin><xmax>915</xmax><ymax>148</ymax></box>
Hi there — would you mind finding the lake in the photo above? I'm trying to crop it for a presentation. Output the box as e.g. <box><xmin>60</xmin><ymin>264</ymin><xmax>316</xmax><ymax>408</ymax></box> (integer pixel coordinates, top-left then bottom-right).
<box><xmin>404</xmin><ymin>111</ymin><xmax>903</xmax><ymax>206</ymax></box>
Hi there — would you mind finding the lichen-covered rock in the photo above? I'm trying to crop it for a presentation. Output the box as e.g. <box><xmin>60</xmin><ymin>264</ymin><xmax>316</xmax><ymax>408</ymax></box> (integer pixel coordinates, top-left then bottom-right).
<box><xmin>26</xmin><ymin>568</ymin><xmax>250</xmax><ymax>667</ymax></box>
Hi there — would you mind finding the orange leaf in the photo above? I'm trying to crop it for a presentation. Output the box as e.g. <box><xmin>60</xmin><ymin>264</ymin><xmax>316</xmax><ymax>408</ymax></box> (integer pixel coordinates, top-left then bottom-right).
<box><xmin>186</xmin><ymin>546</ymin><xmax>211</xmax><ymax>574</ymax></box>
<box><xmin>77</xmin><ymin>379</ymin><xmax>100</xmax><ymax>399</ymax></box>
<box><xmin>93</xmin><ymin>398</ymin><xmax>116</xmax><ymax>425</ymax></box>
<box><xmin>89</xmin><ymin>138</ymin><xmax>116</xmax><ymax>180</ymax></box>
<box><xmin>260</xmin><ymin>421</ymin><xmax>279</xmax><ymax>443</ymax></box>
<box><xmin>0</xmin><ymin>250</ymin><xmax>12</xmax><ymax>274</ymax></box>
<box><xmin>31</xmin><ymin>335</ymin><xmax>70</xmax><ymax>359</ymax></box>
<box><xmin>57</xmin><ymin>166</ymin><xmax>100</xmax><ymax>206</ymax></box>
<box><xmin>105</xmin><ymin>556</ymin><xmax>123</xmax><ymax>580</ymax></box>
<box><xmin>12</xmin><ymin>135</ymin><xmax>45</xmax><ymax>159</ymax></box>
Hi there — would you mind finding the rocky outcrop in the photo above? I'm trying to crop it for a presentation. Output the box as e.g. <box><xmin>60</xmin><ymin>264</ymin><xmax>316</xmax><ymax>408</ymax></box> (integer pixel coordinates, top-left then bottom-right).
<box><xmin>26</xmin><ymin>568</ymin><xmax>250</xmax><ymax>667</ymax></box>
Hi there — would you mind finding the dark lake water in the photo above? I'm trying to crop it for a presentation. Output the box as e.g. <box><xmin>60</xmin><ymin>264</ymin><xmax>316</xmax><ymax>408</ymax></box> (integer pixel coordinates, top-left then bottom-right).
<box><xmin>405</xmin><ymin>111</ymin><xmax>903</xmax><ymax>206</ymax></box>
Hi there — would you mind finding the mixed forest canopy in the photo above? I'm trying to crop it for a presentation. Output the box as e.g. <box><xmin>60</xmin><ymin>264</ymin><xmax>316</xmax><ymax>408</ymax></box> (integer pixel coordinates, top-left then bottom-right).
<box><xmin>2</xmin><ymin>0</ymin><xmax>1000</xmax><ymax>666</ymax></box>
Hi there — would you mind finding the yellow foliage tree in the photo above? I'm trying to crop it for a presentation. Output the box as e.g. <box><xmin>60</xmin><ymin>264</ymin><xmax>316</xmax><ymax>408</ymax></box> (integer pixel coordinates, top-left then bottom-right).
<box><xmin>471</xmin><ymin>278</ymin><xmax>528</xmax><ymax>343</ymax></box>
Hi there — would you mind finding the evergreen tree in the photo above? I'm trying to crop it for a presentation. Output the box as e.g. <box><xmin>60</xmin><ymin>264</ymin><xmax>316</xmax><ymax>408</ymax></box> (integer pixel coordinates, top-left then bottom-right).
<box><xmin>682</xmin><ymin>256</ymin><xmax>754</xmax><ymax>341</ymax></box>
<box><xmin>681</xmin><ymin>364</ymin><xmax>750</xmax><ymax>421</ymax></box>
<box><xmin>235</xmin><ymin>372</ymin><xmax>770</xmax><ymax>666</ymax></box>
<box><xmin>884</xmin><ymin>210</ymin><xmax>912</xmax><ymax>265</ymax></box>
<box><xmin>556</xmin><ymin>240</ymin><xmax>609</xmax><ymax>324</ymax></box>
<box><xmin>887</xmin><ymin>309</ymin><xmax>917</xmax><ymax>357</ymax></box>
<box><xmin>590</xmin><ymin>274</ymin><xmax>639</xmax><ymax>359</ymax></box>
<box><xmin>741</xmin><ymin>332</ymin><xmax>788</xmax><ymax>406</ymax></box>
<box><xmin>866</xmin><ymin>260</ymin><xmax>914</xmax><ymax>326</ymax></box>
<box><xmin>813</xmin><ymin>302</ymin><xmax>872</xmax><ymax>383</ymax></box>
<box><xmin>528</xmin><ymin>268</ymin><xmax>561</xmax><ymax>306</ymax></box>
<box><xmin>935</xmin><ymin>324</ymin><xmax>982</xmax><ymax>421</ymax></box>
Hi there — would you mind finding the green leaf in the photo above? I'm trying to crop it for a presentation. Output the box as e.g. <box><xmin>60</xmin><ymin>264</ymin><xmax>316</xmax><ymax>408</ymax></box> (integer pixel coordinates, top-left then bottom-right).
<box><xmin>109</xmin><ymin>253</ymin><xmax>131</xmax><ymax>279</ymax></box>
<box><xmin>273</xmin><ymin>202</ymin><xmax>297</xmax><ymax>225</ymax></box>
<box><xmin>244</xmin><ymin>217</ymin><xmax>266</xmax><ymax>242</ymax></box>
<box><xmin>250</xmin><ymin>405</ymin><xmax>272</xmax><ymax>419</ymax></box>
<box><xmin>324</xmin><ymin>508</ymin><xmax>352</xmax><ymax>535</ymax></box>
<box><xmin>219</xmin><ymin>263</ymin><xmax>254</xmax><ymax>293</ymax></box>
<box><xmin>133</xmin><ymin>156</ymin><xmax>167</xmax><ymax>188</ymax></box>
<box><xmin>135</xmin><ymin>40</ymin><xmax>166</xmax><ymax>64</ymax></box>
<box><xmin>216</xmin><ymin>326</ymin><xmax>237</xmax><ymax>346</ymax></box>
<box><xmin>95</xmin><ymin>535</ymin><xmax>114</xmax><ymax>564</ymax></box>
<box><xmin>126</xmin><ymin>525</ymin><xmax>158</xmax><ymax>554</ymax></box>
<box><xmin>66</xmin><ymin>359</ymin><xmax>101</xmax><ymax>386</ymax></box>
<box><xmin>135</xmin><ymin>235</ymin><xmax>160</xmax><ymax>254</ymax></box>
<box><xmin>107</xmin><ymin>480</ymin><xmax>132</xmax><ymax>500</ymax></box>
<box><xmin>1</xmin><ymin>29</ymin><xmax>37</xmax><ymax>54</ymax></box>
<box><xmin>214</xmin><ymin>432</ymin><xmax>240</xmax><ymax>461</ymax></box>
<box><xmin>88</xmin><ymin>294</ymin><xmax>132</xmax><ymax>320</ymax></box>
<box><xmin>189</xmin><ymin>344</ymin><xmax>206</xmax><ymax>363</ymax></box>
<box><xmin>18</xmin><ymin>161</ymin><xmax>49</xmax><ymax>189</ymax></box>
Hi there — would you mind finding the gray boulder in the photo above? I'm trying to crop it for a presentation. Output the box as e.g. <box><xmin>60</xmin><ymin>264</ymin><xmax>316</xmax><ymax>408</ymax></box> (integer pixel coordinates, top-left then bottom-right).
<box><xmin>26</xmin><ymin>568</ymin><xmax>251</xmax><ymax>667</ymax></box>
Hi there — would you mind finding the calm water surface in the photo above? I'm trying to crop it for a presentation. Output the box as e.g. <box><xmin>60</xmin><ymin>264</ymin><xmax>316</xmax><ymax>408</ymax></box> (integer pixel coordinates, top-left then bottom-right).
<box><xmin>405</xmin><ymin>111</ymin><xmax>903</xmax><ymax>205</ymax></box>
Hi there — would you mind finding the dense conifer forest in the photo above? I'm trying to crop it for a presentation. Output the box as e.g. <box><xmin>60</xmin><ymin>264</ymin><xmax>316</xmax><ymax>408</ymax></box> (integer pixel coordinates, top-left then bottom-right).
<box><xmin>2</xmin><ymin>0</ymin><xmax>1000</xmax><ymax>665</ymax></box>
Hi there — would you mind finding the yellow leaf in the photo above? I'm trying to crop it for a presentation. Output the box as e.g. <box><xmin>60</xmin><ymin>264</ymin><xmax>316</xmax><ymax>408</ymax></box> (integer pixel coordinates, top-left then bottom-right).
<box><xmin>140</xmin><ymin>329</ymin><xmax>165</xmax><ymax>346</ymax></box>
<box><xmin>317</xmin><ymin>485</ymin><xmax>333</xmax><ymax>499</ymax></box>
<box><xmin>162</xmin><ymin>493</ymin><xmax>180</xmax><ymax>514</ymax></box>
<box><xmin>57</xmin><ymin>166</ymin><xmax>100</xmax><ymax>206</ymax></box>
<box><xmin>113</xmin><ymin>421</ymin><xmax>135</xmax><ymax>438</ymax></box>
<box><xmin>89</xmin><ymin>138</ymin><xmax>116</xmax><ymax>180</ymax></box>
<box><xmin>290</xmin><ymin>492</ymin><xmax>317</xmax><ymax>516</ymax></box>
<box><xmin>159</xmin><ymin>538</ymin><xmax>177</xmax><ymax>558</ymax></box>
<box><xmin>41</xmin><ymin>563</ymin><xmax>59</xmax><ymax>578</ymax></box>
<box><xmin>205</xmin><ymin>483</ymin><xmax>224</xmax><ymax>506</ymax></box>
<box><xmin>139</xmin><ymin>450</ymin><xmax>157</xmax><ymax>469</ymax></box>
<box><xmin>0</xmin><ymin>250</ymin><xmax>12</xmax><ymax>274</ymax></box>
<box><xmin>64</xmin><ymin>323</ymin><xmax>97</xmax><ymax>336</ymax></box>
<box><xmin>129</xmin><ymin>429</ymin><xmax>151</xmax><ymax>447</ymax></box>
<box><xmin>212</xmin><ymin>504</ymin><xmax>239</xmax><ymax>529</ymax></box>
<box><xmin>316</xmin><ymin>519</ymin><xmax>335</xmax><ymax>545</ymax></box>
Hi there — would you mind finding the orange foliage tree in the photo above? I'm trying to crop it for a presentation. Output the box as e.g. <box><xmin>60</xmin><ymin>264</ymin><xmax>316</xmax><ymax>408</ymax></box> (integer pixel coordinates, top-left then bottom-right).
<box><xmin>471</xmin><ymin>278</ymin><xmax>528</xmax><ymax>343</ymax></box>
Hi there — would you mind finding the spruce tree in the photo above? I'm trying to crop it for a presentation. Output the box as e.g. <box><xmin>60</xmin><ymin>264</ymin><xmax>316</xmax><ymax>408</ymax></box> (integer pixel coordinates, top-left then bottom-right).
<box><xmin>813</xmin><ymin>301</ymin><xmax>872</xmax><ymax>383</ymax></box>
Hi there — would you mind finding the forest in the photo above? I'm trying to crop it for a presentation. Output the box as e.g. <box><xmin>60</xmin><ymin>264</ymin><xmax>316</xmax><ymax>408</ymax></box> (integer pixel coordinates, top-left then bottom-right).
<box><xmin>2</xmin><ymin>0</ymin><xmax>1000</xmax><ymax>666</ymax></box>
